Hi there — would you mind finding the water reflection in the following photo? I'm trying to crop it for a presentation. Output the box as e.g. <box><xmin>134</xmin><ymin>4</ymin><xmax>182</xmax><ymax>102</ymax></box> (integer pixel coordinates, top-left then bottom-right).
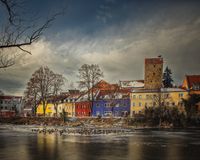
<box><xmin>0</xmin><ymin>127</ymin><xmax>200</xmax><ymax>160</ymax></box>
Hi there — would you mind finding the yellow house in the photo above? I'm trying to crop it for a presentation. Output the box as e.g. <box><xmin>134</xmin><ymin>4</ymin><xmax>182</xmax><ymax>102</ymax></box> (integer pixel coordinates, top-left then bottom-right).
<box><xmin>37</xmin><ymin>103</ymin><xmax>56</xmax><ymax>117</ymax></box>
<box><xmin>130</xmin><ymin>88</ymin><xmax>188</xmax><ymax>116</ymax></box>
<box><xmin>62</xmin><ymin>102</ymin><xmax>76</xmax><ymax>117</ymax></box>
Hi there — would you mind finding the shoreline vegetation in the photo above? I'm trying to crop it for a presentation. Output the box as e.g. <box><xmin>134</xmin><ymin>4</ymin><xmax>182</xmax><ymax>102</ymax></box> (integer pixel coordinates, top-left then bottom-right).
<box><xmin>0</xmin><ymin>117</ymin><xmax>199</xmax><ymax>129</ymax></box>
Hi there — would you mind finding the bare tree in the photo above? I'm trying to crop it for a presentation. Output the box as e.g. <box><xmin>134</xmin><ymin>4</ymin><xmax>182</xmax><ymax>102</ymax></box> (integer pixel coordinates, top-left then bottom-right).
<box><xmin>52</xmin><ymin>74</ymin><xmax>64</xmax><ymax>117</ymax></box>
<box><xmin>0</xmin><ymin>0</ymin><xmax>63</xmax><ymax>68</ymax></box>
<box><xmin>78</xmin><ymin>64</ymin><xmax>103</xmax><ymax>115</ymax></box>
<box><xmin>78</xmin><ymin>64</ymin><xmax>103</xmax><ymax>100</ymax></box>
<box><xmin>148</xmin><ymin>89</ymin><xmax>175</xmax><ymax>126</ymax></box>
<box><xmin>24</xmin><ymin>66</ymin><xmax>64</xmax><ymax>116</ymax></box>
<box><xmin>90</xmin><ymin>64</ymin><xmax>104</xmax><ymax>102</ymax></box>
<box><xmin>24</xmin><ymin>77</ymin><xmax>41</xmax><ymax>116</ymax></box>
<box><xmin>78</xmin><ymin>64</ymin><xmax>91</xmax><ymax>100</ymax></box>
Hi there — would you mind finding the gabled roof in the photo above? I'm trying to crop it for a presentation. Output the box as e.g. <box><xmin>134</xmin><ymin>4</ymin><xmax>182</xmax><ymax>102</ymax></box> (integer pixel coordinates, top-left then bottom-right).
<box><xmin>185</xmin><ymin>75</ymin><xmax>200</xmax><ymax>90</ymax></box>
<box><xmin>76</xmin><ymin>80</ymin><xmax>120</xmax><ymax>102</ymax></box>
<box><xmin>93</xmin><ymin>80</ymin><xmax>119</xmax><ymax>91</ymax></box>
<box><xmin>96</xmin><ymin>89</ymin><xmax>130</xmax><ymax>100</ymax></box>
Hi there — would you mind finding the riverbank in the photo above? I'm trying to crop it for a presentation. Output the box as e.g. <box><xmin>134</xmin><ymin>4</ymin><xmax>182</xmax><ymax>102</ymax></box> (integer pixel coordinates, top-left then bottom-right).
<box><xmin>0</xmin><ymin>117</ymin><xmax>132</xmax><ymax>128</ymax></box>
<box><xmin>0</xmin><ymin>117</ymin><xmax>199</xmax><ymax>129</ymax></box>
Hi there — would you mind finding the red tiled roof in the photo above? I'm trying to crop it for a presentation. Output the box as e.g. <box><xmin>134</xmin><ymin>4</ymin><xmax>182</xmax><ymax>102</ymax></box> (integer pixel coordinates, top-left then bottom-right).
<box><xmin>186</xmin><ymin>75</ymin><xmax>200</xmax><ymax>89</ymax></box>
<box><xmin>93</xmin><ymin>80</ymin><xmax>119</xmax><ymax>91</ymax></box>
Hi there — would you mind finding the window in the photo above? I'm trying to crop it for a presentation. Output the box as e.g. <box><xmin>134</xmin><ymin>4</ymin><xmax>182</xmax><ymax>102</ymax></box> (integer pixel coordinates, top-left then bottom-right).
<box><xmin>146</xmin><ymin>95</ymin><xmax>149</xmax><ymax>99</ymax></box>
<box><xmin>96</xmin><ymin>111</ymin><xmax>100</xmax><ymax>115</ymax></box>
<box><xmin>104</xmin><ymin>103</ymin><xmax>110</xmax><ymax>107</ymax></box>
<box><xmin>139</xmin><ymin>95</ymin><xmax>142</xmax><ymax>99</ymax></box>
<box><xmin>104</xmin><ymin>111</ymin><xmax>112</xmax><ymax>116</ymax></box>
<box><xmin>96</xmin><ymin>103</ymin><xmax>100</xmax><ymax>107</ymax></box>
<box><xmin>132</xmin><ymin>102</ymin><xmax>135</xmax><ymax>107</ymax></box>
<box><xmin>171</xmin><ymin>102</ymin><xmax>175</xmax><ymax>106</ymax></box>
<box><xmin>179</xmin><ymin>93</ymin><xmax>184</xmax><ymax>98</ymax></box>
<box><xmin>114</xmin><ymin>111</ymin><xmax>119</xmax><ymax>116</ymax></box>
<box><xmin>139</xmin><ymin>102</ymin><xmax>142</xmax><ymax>107</ymax></box>
<box><xmin>132</xmin><ymin>95</ymin><xmax>136</xmax><ymax>99</ymax></box>
<box><xmin>145</xmin><ymin>102</ymin><xmax>148</xmax><ymax>107</ymax></box>
<box><xmin>164</xmin><ymin>94</ymin><xmax>169</xmax><ymax>98</ymax></box>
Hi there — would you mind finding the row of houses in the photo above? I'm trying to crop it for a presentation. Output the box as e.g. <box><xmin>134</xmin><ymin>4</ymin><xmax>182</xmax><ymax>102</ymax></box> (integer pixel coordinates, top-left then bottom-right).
<box><xmin>1</xmin><ymin>57</ymin><xmax>200</xmax><ymax>118</ymax></box>
<box><xmin>35</xmin><ymin>78</ymin><xmax>192</xmax><ymax>118</ymax></box>
<box><xmin>35</xmin><ymin>70</ymin><xmax>200</xmax><ymax>118</ymax></box>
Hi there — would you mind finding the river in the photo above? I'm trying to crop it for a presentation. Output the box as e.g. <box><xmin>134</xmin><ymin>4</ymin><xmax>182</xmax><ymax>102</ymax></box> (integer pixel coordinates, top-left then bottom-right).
<box><xmin>0</xmin><ymin>125</ymin><xmax>200</xmax><ymax>160</ymax></box>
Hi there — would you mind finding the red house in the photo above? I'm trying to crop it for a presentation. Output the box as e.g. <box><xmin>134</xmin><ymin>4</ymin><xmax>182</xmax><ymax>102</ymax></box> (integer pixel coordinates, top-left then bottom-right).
<box><xmin>75</xmin><ymin>101</ymin><xmax>91</xmax><ymax>117</ymax></box>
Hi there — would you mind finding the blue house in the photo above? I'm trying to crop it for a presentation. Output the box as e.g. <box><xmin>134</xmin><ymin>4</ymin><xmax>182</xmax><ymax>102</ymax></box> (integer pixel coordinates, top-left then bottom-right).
<box><xmin>92</xmin><ymin>90</ymin><xmax>130</xmax><ymax>117</ymax></box>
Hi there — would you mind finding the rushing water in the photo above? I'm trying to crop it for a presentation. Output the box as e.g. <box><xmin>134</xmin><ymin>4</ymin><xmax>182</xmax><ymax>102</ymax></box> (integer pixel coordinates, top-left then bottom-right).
<box><xmin>0</xmin><ymin>125</ymin><xmax>200</xmax><ymax>160</ymax></box>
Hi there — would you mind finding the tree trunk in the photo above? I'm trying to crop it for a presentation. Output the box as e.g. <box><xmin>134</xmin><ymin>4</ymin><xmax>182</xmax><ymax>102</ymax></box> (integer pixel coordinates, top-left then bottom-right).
<box><xmin>43</xmin><ymin>101</ymin><xmax>46</xmax><ymax>117</ymax></box>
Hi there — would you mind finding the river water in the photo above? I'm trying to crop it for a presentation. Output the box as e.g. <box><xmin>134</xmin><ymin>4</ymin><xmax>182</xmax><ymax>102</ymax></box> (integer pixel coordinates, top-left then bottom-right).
<box><xmin>0</xmin><ymin>125</ymin><xmax>200</xmax><ymax>160</ymax></box>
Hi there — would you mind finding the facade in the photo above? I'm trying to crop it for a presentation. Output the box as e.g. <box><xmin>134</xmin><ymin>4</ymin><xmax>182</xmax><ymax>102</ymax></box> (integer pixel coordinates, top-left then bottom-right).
<box><xmin>0</xmin><ymin>95</ymin><xmax>22</xmax><ymax>118</ymax></box>
<box><xmin>130</xmin><ymin>88</ymin><xmax>188</xmax><ymax>116</ymax></box>
<box><xmin>36</xmin><ymin>90</ymin><xmax>80</xmax><ymax>117</ymax></box>
<box><xmin>37</xmin><ymin>102</ymin><xmax>76</xmax><ymax>117</ymax></box>
<box><xmin>36</xmin><ymin>103</ymin><xmax>56</xmax><ymax>117</ymax></box>
<box><xmin>92</xmin><ymin>90</ymin><xmax>130</xmax><ymax>117</ymax></box>
<box><xmin>92</xmin><ymin>99</ymin><xmax>130</xmax><ymax>117</ymax></box>
<box><xmin>75</xmin><ymin>101</ymin><xmax>91</xmax><ymax>117</ymax></box>
<box><xmin>61</xmin><ymin>102</ymin><xmax>75</xmax><ymax>117</ymax></box>
<box><xmin>182</xmin><ymin>75</ymin><xmax>200</xmax><ymax>112</ymax></box>
<box><xmin>182</xmin><ymin>75</ymin><xmax>200</xmax><ymax>95</ymax></box>
<box><xmin>144</xmin><ymin>57</ymin><xmax>163</xmax><ymax>89</ymax></box>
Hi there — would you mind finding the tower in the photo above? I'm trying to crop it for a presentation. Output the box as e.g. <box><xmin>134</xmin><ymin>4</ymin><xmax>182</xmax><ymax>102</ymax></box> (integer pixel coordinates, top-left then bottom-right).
<box><xmin>144</xmin><ymin>57</ymin><xmax>163</xmax><ymax>89</ymax></box>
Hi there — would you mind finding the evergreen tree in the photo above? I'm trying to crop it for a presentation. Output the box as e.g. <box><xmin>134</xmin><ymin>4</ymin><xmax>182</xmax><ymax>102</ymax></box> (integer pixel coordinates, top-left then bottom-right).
<box><xmin>163</xmin><ymin>66</ymin><xmax>173</xmax><ymax>88</ymax></box>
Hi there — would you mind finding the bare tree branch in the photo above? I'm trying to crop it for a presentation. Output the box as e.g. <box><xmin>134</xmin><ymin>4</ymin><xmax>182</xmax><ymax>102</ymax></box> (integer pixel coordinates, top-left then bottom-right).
<box><xmin>0</xmin><ymin>0</ymin><xmax>65</xmax><ymax>68</ymax></box>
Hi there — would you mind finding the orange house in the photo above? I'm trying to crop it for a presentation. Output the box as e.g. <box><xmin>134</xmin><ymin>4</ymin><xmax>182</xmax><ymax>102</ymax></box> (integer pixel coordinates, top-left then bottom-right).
<box><xmin>182</xmin><ymin>75</ymin><xmax>200</xmax><ymax>112</ymax></box>
<box><xmin>182</xmin><ymin>75</ymin><xmax>200</xmax><ymax>95</ymax></box>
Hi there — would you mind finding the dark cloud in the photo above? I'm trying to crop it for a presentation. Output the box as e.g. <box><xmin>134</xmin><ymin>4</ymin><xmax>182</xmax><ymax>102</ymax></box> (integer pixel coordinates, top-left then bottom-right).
<box><xmin>0</xmin><ymin>0</ymin><xmax>200</xmax><ymax>95</ymax></box>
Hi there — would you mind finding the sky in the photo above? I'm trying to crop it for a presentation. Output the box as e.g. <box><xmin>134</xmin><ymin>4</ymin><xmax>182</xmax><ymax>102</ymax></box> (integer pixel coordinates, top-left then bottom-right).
<box><xmin>0</xmin><ymin>0</ymin><xmax>200</xmax><ymax>95</ymax></box>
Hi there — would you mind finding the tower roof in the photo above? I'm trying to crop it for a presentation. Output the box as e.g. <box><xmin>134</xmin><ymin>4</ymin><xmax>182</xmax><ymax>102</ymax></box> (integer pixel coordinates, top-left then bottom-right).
<box><xmin>145</xmin><ymin>57</ymin><xmax>163</xmax><ymax>64</ymax></box>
